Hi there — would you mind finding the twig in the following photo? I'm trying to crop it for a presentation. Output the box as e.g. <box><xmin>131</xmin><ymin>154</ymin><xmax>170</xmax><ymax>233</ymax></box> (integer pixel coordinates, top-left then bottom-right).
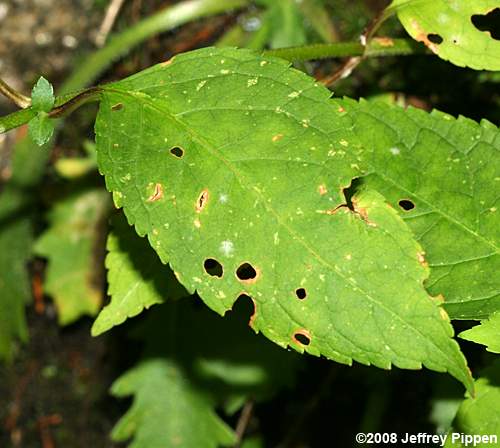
<box><xmin>37</xmin><ymin>414</ymin><xmax>63</xmax><ymax>448</ymax></box>
<box><xmin>0</xmin><ymin>78</ymin><xmax>31</xmax><ymax>109</ymax></box>
<box><xmin>234</xmin><ymin>400</ymin><xmax>254</xmax><ymax>448</ymax></box>
<box><xmin>95</xmin><ymin>0</ymin><xmax>127</xmax><ymax>47</ymax></box>
<box><xmin>320</xmin><ymin>7</ymin><xmax>394</xmax><ymax>87</ymax></box>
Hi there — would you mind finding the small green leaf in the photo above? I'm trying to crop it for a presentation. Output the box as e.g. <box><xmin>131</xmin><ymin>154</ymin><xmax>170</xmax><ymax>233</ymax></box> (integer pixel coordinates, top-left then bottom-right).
<box><xmin>92</xmin><ymin>214</ymin><xmax>187</xmax><ymax>336</ymax></box>
<box><xmin>459</xmin><ymin>312</ymin><xmax>500</xmax><ymax>354</ymax></box>
<box><xmin>390</xmin><ymin>0</ymin><xmax>500</xmax><ymax>70</ymax></box>
<box><xmin>34</xmin><ymin>187</ymin><xmax>110</xmax><ymax>325</ymax></box>
<box><xmin>444</xmin><ymin>360</ymin><xmax>500</xmax><ymax>447</ymax></box>
<box><xmin>31</xmin><ymin>76</ymin><xmax>55</xmax><ymax>112</ymax></box>
<box><xmin>340</xmin><ymin>98</ymin><xmax>500</xmax><ymax>320</ymax></box>
<box><xmin>28</xmin><ymin>112</ymin><xmax>54</xmax><ymax>146</ymax></box>
<box><xmin>111</xmin><ymin>359</ymin><xmax>236</xmax><ymax>448</ymax></box>
<box><xmin>95</xmin><ymin>47</ymin><xmax>473</xmax><ymax>392</ymax></box>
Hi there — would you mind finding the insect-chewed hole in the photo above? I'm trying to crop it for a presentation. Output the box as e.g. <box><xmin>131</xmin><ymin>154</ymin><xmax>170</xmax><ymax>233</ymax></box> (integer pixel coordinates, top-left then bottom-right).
<box><xmin>295</xmin><ymin>288</ymin><xmax>307</xmax><ymax>300</ymax></box>
<box><xmin>293</xmin><ymin>331</ymin><xmax>311</xmax><ymax>346</ymax></box>
<box><xmin>203</xmin><ymin>258</ymin><xmax>223</xmax><ymax>278</ymax></box>
<box><xmin>398</xmin><ymin>199</ymin><xmax>415</xmax><ymax>211</ymax></box>
<box><xmin>170</xmin><ymin>146</ymin><xmax>184</xmax><ymax>158</ymax></box>
<box><xmin>471</xmin><ymin>8</ymin><xmax>500</xmax><ymax>40</ymax></box>
<box><xmin>236</xmin><ymin>263</ymin><xmax>257</xmax><ymax>281</ymax></box>
<box><xmin>111</xmin><ymin>103</ymin><xmax>123</xmax><ymax>111</ymax></box>
<box><xmin>427</xmin><ymin>33</ymin><xmax>443</xmax><ymax>44</ymax></box>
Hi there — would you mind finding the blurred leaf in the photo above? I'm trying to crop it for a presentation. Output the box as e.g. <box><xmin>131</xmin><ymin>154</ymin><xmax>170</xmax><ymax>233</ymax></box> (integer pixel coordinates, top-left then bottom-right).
<box><xmin>444</xmin><ymin>360</ymin><xmax>500</xmax><ymax>447</ymax></box>
<box><xmin>0</xmin><ymin>129</ymin><xmax>51</xmax><ymax>360</ymax></box>
<box><xmin>138</xmin><ymin>298</ymin><xmax>300</xmax><ymax>399</ymax></box>
<box><xmin>35</xmin><ymin>187</ymin><xmax>110</xmax><ymax>325</ymax></box>
<box><xmin>390</xmin><ymin>0</ymin><xmax>500</xmax><ymax>70</ymax></box>
<box><xmin>459</xmin><ymin>312</ymin><xmax>500</xmax><ymax>354</ymax></box>
<box><xmin>111</xmin><ymin>359</ymin><xmax>236</xmax><ymax>448</ymax></box>
<box><xmin>298</xmin><ymin>0</ymin><xmax>338</xmax><ymax>43</ymax></box>
<box><xmin>340</xmin><ymin>99</ymin><xmax>500</xmax><ymax>320</ymax></box>
<box><xmin>0</xmin><ymin>188</ymin><xmax>31</xmax><ymax>360</ymax></box>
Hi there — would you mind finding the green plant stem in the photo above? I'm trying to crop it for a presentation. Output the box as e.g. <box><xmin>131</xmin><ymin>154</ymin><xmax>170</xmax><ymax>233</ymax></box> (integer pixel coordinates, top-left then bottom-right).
<box><xmin>263</xmin><ymin>38</ymin><xmax>426</xmax><ymax>62</ymax></box>
<box><xmin>0</xmin><ymin>36</ymin><xmax>426</xmax><ymax>134</ymax></box>
<box><xmin>0</xmin><ymin>0</ymin><xmax>249</xmax><ymax>133</ymax></box>
<box><xmin>61</xmin><ymin>0</ymin><xmax>250</xmax><ymax>95</ymax></box>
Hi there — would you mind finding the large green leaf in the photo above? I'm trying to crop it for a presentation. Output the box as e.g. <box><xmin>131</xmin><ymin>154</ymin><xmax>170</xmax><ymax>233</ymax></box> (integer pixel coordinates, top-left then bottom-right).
<box><xmin>390</xmin><ymin>0</ymin><xmax>500</xmax><ymax>70</ymax></box>
<box><xmin>459</xmin><ymin>312</ymin><xmax>500</xmax><ymax>354</ymax></box>
<box><xmin>92</xmin><ymin>214</ymin><xmax>187</xmax><ymax>336</ymax></box>
<box><xmin>111</xmin><ymin>359</ymin><xmax>236</xmax><ymax>448</ymax></box>
<box><xmin>340</xmin><ymin>99</ymin><xmax>500</xmax><ymax>320</ymax></box>
<box><xmin>34</xmin><ymin>187</ymin><xmax>110</xmax><ymax>325</ymax></box>
<box><xmin>444</xmin><ymin>360</ymin><xmax>500</xmax><ymax>447</ymax></box>
<box><xmin>95</xmin><ymin>47</ymin><xmax>473</xmax><ymax>391</ymax></box>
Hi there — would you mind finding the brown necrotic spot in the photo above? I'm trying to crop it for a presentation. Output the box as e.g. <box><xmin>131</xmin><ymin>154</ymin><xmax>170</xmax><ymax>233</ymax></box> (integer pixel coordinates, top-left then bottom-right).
<box><xmin>170</xmin><ymin>146</ymin><xmax>184</xmax><ymax>158</ymax></box>
<box><xmin>293</xmin><ymin>329</ymin><xmax>311</xmax><ymax>346</ymax></box>
<box><xmin>111</xmin><ymin>103</ymin><xmax>123</xmax><ymax>111</ymax></box>
<box><xmin>196</xmin><ymin>189</ymin><xmax>209</xmax><ymax>213</ymax></box>
<box><xmin>203</xmin><ymin>258</ymin><xmax>223</xmax><ymax>278</ymax></box>
<box><xmin>427</xmin><ymin>33</ymin><xmax>443</xmax><ymax>44</ymax></box>
<box><xmin>236</xmin><ymin>263</ymin><xmax>258</xmax><ymax>282</ymax></box>
<box><xmin>398</xmin><ymin>199</ymin><xmax>415</xmax><ymax>211</ymax></box>
<box><xmin>472</xmin><ymin>8</ymin><xmax>500</xmax><ymax>40</ymax></box>
<box><xmin>295</xmin><ymin>288</ymin><xmax>307</xmax><ymax>300</ymax></box>
<box><xmin>147</xmin><ymin>183</ymin><xmax>163</xmax><ymax>202</ymax></box>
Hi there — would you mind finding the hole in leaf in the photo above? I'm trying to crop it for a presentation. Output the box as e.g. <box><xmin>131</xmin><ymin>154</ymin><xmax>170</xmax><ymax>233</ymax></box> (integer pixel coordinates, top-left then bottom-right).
<box><xmin>427</xmin><ymin>33</ymin><xmax>443</xmax><ymax>44</ymax></box>
<box><xmin>170</xmin><ymin>146</ymin><xmax>184</xmax><ymax>158</ymax></box>
<box><xmin>293</xmin><ymin>330</ymin><xmax>311</xmax><ymax>346</ymax></box>
<box><xmin>236</xmin><ymin>263</ymin><xmax>257</xmax><ymax>281</ymax></box>
<box><xmin>204</xmin><ymin>258</ymin><xmax>223</xmax><ymax>278</ymax></box>
<box><xmin>295</xmin><ymin>288</ymin><xmax>307</xmax><ymax>300</ymax></box>
<box><xmin>196</xmin><ymin>189</ymin><xmax>209</xmax><ymax>213</ymax></box>
<box><xmin>111</xmin><ymin>103</ymin><xmax>123</xmax><ymax>111</ymax></box>
<box><xmin>234</xmin><ymin>293</ymin><xmax>258</xmax><ymax>327</ymax></box>
<box><xmin>398</xmin><ymin>199</ymin><xmax>415</xmax><ymax>211</ymax></box>
<box><xmin>471</xmin><ymin>8</ymin><xmax>500</xmax><ymax>40</ymax></box>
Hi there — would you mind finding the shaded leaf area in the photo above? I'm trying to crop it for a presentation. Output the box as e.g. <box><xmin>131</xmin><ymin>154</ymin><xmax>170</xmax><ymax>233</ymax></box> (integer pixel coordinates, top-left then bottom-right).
<box><xmin>34</xmin><ymin>185</ymin><xmax>111</xmax><ymax>325</ymax></box>
<box><xmin>0</xmin><ymin>130</ymin><xmax>51</xmax><ymax>360</ymax></box>
<box><xmin>444</xmin><ymin>359</ymin><xmax>500</xmax><ymax>447</ymax></box>
<box><xmin>390</xmin><ymin>0</ymin><xmax>500</xmax><ymax>70</ymax></box>
<box><xmin>95</xmin><ymin>47</ymin><xmax>472</xmax><ymax>391</ymax></box>
<box><xmin>111</xmin><ymin>359</ymin><xmax>236</xmax><ymax>448</ymax></box>
<box><xmin>111</xmin><ymin>298</ymin><xmax>299</xmax><ymax>447</ymax></box>
<box><xmin>92</xmin><ymin>214</ymin><xmax>189</xmax><ymax>336</ymax></box>
<box><xmin>340</xmin><ymin>99</ymin><xmax>500</xmax><ymax>320</ymax></box>
<box><xmin>459</xmin><ymin>312</ymin><xmax>500</xmax><ymax>354</ymax></box>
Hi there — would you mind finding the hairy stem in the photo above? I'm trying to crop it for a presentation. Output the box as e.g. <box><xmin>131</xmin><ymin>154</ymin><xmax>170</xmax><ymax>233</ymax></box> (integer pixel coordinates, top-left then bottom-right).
<box><xmin>263</xmin><ymin>38</ymin><xmax>426</xmax><ymax>62</ymax></box>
